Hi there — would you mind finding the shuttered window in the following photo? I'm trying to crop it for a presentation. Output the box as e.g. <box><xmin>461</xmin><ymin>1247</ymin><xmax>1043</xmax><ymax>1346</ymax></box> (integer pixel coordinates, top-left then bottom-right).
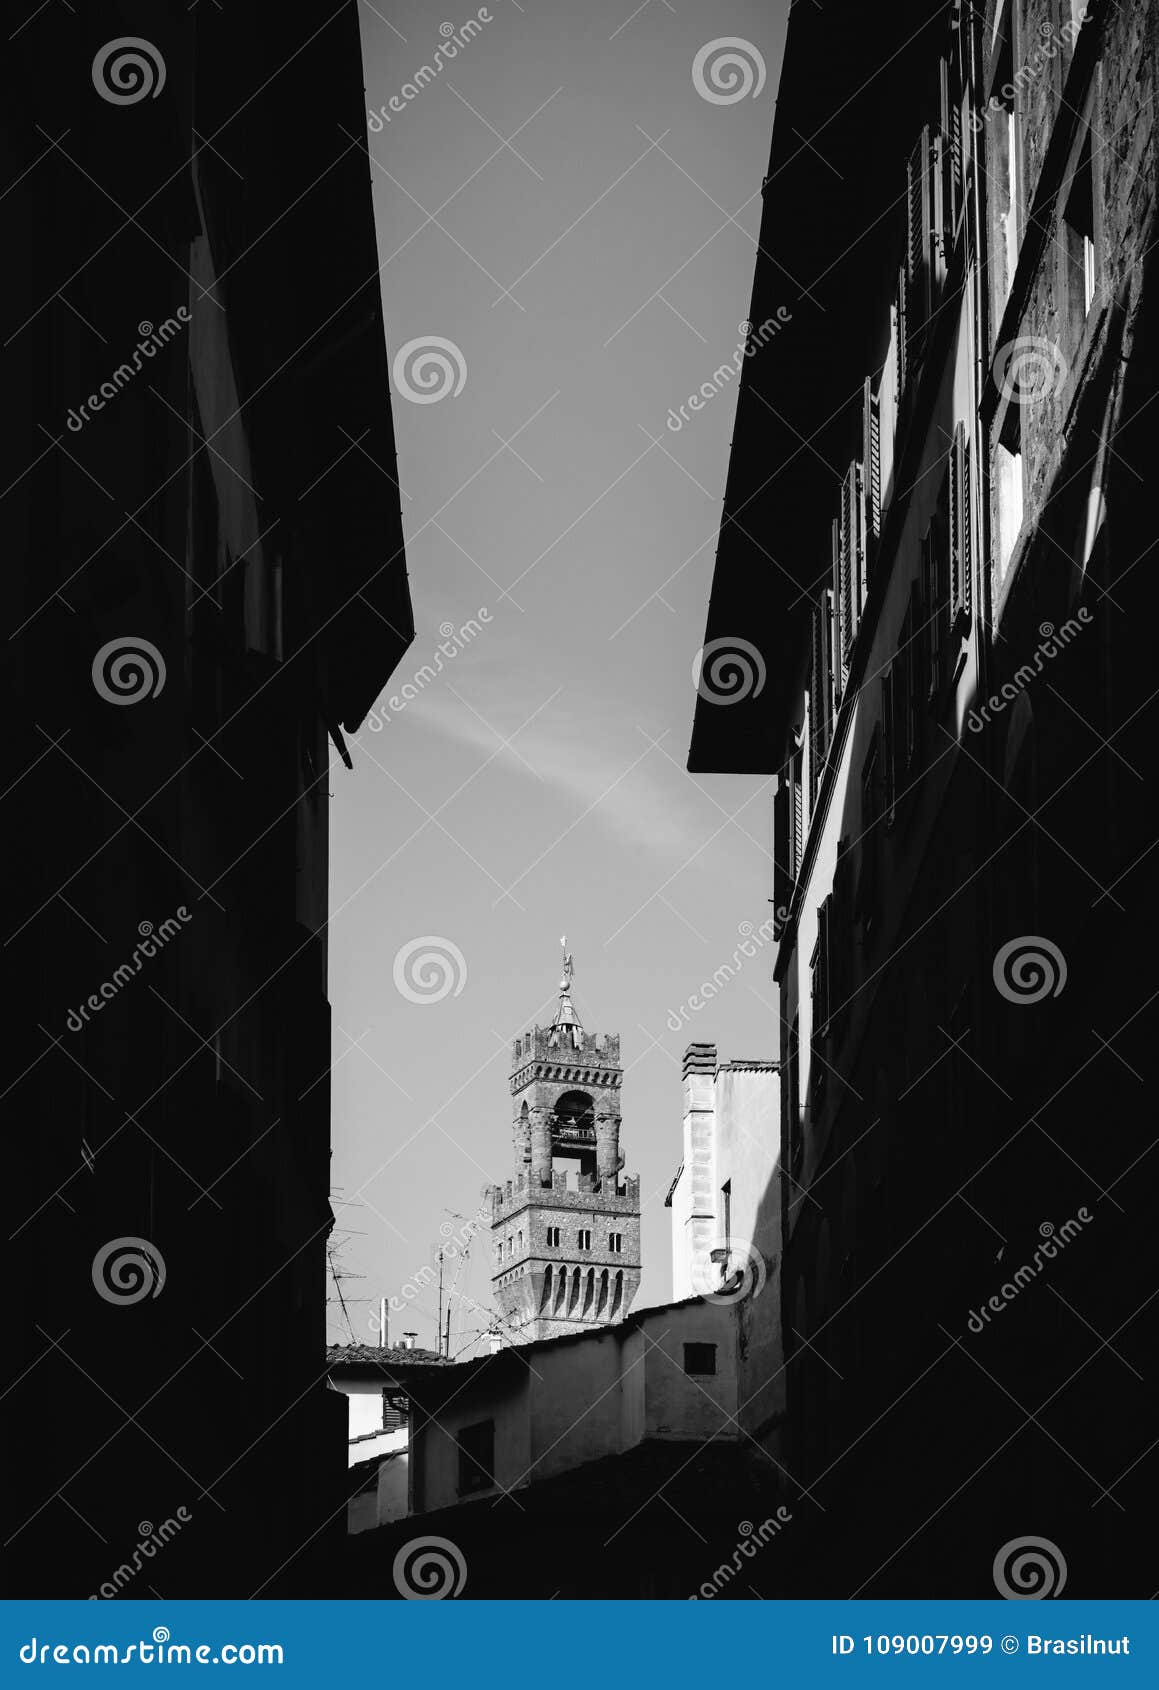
<box><xmin>949</xmin><ymin>421</ymin><xmax>973</xmax><ymax>626</ymax></box>
<box><xmin>809</xmin><ymin>590</ymin><xmax>835</xmax><ymax>804</ymax></box>
<box><xmin>863</xmin><ymin>377</ymin><xmax>882</xmax><ymax>545</ymax></box>
<box><xmin>905</xmin><ymin>127</ymin><xmax>934</xmax><ymax>354</ymax></box>
<box><xmin>773</xmin><ymin>779</ymin><xmax>791</xmax><ymax>920</ymax></box>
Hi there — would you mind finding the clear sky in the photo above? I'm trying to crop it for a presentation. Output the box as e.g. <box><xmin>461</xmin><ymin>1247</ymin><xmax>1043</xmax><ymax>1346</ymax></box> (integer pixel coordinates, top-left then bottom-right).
<box><xmin>328</xmin><ymin>0</ymin><xmax>790</xmax><ymax>1353</ymax></box>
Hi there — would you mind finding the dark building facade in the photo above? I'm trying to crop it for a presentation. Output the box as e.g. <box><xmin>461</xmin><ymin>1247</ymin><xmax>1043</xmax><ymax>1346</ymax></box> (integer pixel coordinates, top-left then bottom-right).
<box><xmin>3</xmin><ymin>5</ymin><xmax>413</xmax><ymax>1595</ymax></box>
<box><xmin>690</xmin><ymin>0</ymin><xmax>1159</xmax><ymax>1595</ymax></box>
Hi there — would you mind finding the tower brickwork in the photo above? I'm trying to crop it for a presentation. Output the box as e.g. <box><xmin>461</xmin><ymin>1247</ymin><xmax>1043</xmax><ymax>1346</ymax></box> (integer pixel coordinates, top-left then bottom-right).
<box><xmin>492</xmin><ymin>948</ymin><xmax>641</xmax><ymax>1343</ymax></box>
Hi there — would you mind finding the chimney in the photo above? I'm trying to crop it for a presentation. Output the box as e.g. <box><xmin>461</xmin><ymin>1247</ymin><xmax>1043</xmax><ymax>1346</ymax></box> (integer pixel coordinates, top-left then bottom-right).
<box><xmin>378</xmin><ymin>1297</ymin><xmax>388</xmax><ymax>1350</ymax></box>
<box><xmin>401</xmin><ymin>1331</ymin><xmax>418</xmax><ymax>1351</ymax></box>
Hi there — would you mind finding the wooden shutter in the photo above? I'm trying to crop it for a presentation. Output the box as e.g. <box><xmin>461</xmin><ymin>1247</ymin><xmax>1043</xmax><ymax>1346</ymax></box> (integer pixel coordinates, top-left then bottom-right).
<box><xmin>838</xmin><ymin>460</ymin><xmax>866</xmax><ymax>669</ymax></box>
<box><xmin>809</xmin><ymin>591</ymin><xmax>834</xmax><ymax>803</ymax></box>
<box><xmin>863</xmin><ymin>376</ymin><xmax>882</xmax><ymax>545</ymax></box>
<box><xmin>905</xmin><ymin>127</ymin><xmax>933</xmax><ymax>350</ymax></box>
<box><xmin>831</xmin><ymin>515</ymin><xmax>849</xmax><ymax>685</ymax></box>
<box><xmin>773</xmin><ymin>779</ymin><xmax>791</xmax><ymax>919</ymax></box>
<box><xmin>949</xmin><ymin>421</ymin><xmax>973</xmax><ymax>626</ymax></box>
<box><xmin>791</xmin><ymin>748</ymin><xmax>805</xmax><ymax>876</ymax></box>
<box><xmin>939</xmin><ymin>56</ymin><xmax>963</xmax><ymax>241</ymax></box>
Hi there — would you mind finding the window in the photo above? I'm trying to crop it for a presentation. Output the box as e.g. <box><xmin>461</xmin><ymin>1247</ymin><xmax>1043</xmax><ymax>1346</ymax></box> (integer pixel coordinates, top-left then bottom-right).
<box><xmin>608</xmin><ymin>1232</ymin><xmax>623</xmax><ymax>1253</ymax></box>
<box><xmin>683</xmin><ymin>1343</ymin><xmax>717</xmax><ymax>1377</ymax></box>
<box><xmin>577</xmin><ymin>1229</ymin><xmax>591</xmax><ymax>1251</ymax></box>
<box><xmin>721</xmin><ymin>1180</ymin><xmax>732</xmax><ymax>1258</ymax></box>
<box><xmin>517</xmin><ymin>1231</ymin><xmax>523</xmax><ymax>1253</ymax></box>
<box><xmin>457</xmin><ymin>1419</ymin><xmax>495</xmax><ymax>1495</ymax></box>
<box><xmin>1064</xmin><ymin>125</ymin><xmax>1098</xmax><ymax>324</ymax></box>
<box><xmin>546</xmin><ymin>1225</ymin><xmax>561</xmax><ymax>1248</ymax></box>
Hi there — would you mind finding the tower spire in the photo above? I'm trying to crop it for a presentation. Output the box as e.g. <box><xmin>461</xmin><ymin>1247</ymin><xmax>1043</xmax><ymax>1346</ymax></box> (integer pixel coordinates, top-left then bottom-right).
<box><xmin>549</xmin><ymin>935</ymin><xmax>582</xmax><ymax>1048</ymax></box>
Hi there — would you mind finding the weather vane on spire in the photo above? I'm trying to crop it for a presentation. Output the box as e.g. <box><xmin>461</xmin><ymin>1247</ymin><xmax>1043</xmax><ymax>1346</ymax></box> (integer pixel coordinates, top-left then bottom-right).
<box><xmin>560</xmin><ymin>934</ymin><xmax>574</xmax><ymax>988</ymax></box>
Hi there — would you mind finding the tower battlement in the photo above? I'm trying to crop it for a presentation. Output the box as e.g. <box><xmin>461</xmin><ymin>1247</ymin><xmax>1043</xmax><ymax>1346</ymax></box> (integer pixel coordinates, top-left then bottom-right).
<box><xmin>510</xmin><ymin>1020</ymin><xmax>621</xmax><ymax>1061</ymax></box>
<box><xmin>493</xmin><ymin>944</ymin><xmax>641</xmax><ymax>1344</ymax></box>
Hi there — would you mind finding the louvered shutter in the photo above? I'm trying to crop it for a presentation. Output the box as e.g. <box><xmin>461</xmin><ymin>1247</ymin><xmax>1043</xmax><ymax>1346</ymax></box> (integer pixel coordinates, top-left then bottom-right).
<box><xmin>939</xmin><ymin>56</ymin><xmax>963</xmax><ymax>241</ymax></box>
<box><xmin>809</xmin><ymin>591</ymin><xmax>834</xmax><ymax>802</ymax></box>
<box><xmin>894</xmin><ymin>266</ymin><xmax>908</xmax><ymax>400</ymax></box>
<box><xmin>962</xmin><ymin>435</ymin><xmax>973</xmax><ymax>621</ymax></box>
<box><xmin>905</xmin><ymin>127</ymin><xmax>933</xmax><ymax>349</ymax></box>
<box><xmin>791</xmin><ymin>749</ymin><xmax>805</xmax><ymax>877</ymax></box>
<box><xmin>863</xmin><ymin>376</ymin><xmax>882</xmax><ymax>545</ymax></box>
<box><xmin>773</xmin><ymin>779</ymin><xmax>791</xmax><ymax>921</ymax></box>
<box><xmin>949</xmin><ymin>421</ymin><xmax>972</xmax><ymax>626</ymax></box>
<box><xmin>831</xmin><ymin>515</ymin><xmax>849</xmax><ymax>686</ymax></box>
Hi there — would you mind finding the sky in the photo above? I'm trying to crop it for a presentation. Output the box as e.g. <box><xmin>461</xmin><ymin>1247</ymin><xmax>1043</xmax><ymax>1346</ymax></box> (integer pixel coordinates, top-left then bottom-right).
<box><xmin>327</xmin><ymin>0</ymin><xmax>790</xmax><ymax>1354</ymax></box>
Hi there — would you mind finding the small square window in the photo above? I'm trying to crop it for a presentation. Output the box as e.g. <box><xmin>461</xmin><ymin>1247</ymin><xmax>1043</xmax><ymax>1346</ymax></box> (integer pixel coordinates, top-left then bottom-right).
<box><xmin>683</xmin><ymin>1343</ymin><xmax>717</xmax><ymax>1376</ymax></box>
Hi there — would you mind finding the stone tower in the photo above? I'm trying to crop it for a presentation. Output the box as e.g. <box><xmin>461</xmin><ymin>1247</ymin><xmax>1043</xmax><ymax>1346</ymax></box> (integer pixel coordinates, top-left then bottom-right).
<box><xmin>491</xmin><ymin>944</ymin><xmax>641</xmax><ymax>1344</ymax></box>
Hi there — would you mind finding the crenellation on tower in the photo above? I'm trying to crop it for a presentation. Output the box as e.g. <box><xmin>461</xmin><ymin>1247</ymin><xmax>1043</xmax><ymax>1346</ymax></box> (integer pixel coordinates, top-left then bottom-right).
<box><xmin>492</xmin><ymin>942</ymin><xmax>641</xmax><ymax>1343</ymax></box>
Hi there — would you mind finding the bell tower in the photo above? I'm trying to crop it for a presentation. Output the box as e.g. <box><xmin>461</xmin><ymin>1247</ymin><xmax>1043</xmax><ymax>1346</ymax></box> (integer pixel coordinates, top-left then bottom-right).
<box><xmin>492</xmin><ymin>942</ymin><xmax>641</xmax><ymax>1344</ymax></box>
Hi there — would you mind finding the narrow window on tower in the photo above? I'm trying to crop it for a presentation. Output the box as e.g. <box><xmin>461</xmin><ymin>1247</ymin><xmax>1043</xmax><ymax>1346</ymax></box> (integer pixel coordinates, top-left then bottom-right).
<box><xmin>608</xmin><ymin>1232</ymin><xmax>623</xmax><ymax>1253</ymax></box>
<box><xmin>721</xmin><ymin>1179</ymin><xmax>732</xmax><ymax>1259</ymax></box>
<box><xmin>577</xmin><ymin>1228</ymin><xmax>591</xmax><ymax>1251</ymax></box>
